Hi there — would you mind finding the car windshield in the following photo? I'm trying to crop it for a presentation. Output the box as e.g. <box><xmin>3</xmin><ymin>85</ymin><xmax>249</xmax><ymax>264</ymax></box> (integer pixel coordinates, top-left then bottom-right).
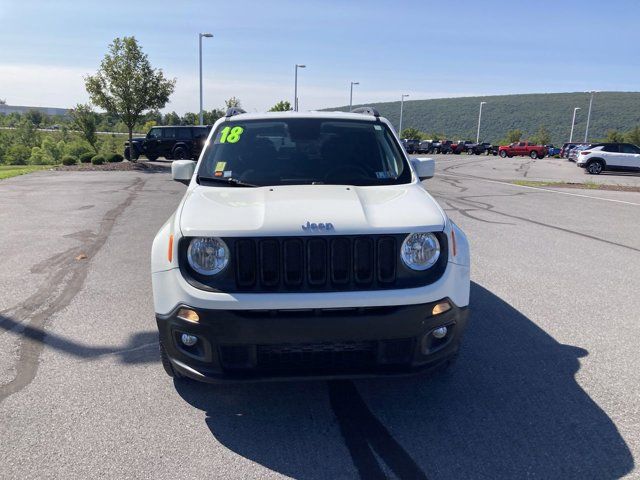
<box><xmin>197</xmin><ymin>118</ymin><xmax>411</xmax><ymax>187</ymax></box>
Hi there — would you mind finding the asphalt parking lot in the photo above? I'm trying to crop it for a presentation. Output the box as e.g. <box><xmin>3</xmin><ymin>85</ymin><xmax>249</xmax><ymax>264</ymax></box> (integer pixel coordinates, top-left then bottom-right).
<box><xmin>1</xmin><ymin>157</ymin><xmax>639</xmax><ymax>479</ymax></box>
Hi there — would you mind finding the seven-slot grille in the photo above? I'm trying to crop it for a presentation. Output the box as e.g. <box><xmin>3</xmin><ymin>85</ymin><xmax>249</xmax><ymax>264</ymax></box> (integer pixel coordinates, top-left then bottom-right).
<box><xmin>232</xmin><ymin>235</ymin><xmax>397</xmax><ymax>292</ymax></box>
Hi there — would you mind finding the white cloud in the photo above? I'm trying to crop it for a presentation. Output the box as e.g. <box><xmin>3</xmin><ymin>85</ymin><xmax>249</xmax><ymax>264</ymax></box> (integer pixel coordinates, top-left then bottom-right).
<box><xmin>0</xmin><ymin>63</ymin><xmax>482</xmax><ymax>114</ymax></box>
<box><xmin>0</xmin><ymin>64</ymin><xmax>91</xmax><ymax>108</ymax></box>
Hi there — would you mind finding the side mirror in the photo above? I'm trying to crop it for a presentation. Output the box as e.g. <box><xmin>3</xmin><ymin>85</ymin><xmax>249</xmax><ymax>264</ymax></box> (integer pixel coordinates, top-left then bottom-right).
<box><xmin>172</xmin><ymin>160</ymin><xmax>196</xmax><ymax>185</ymax></box>
<box><xmin>411</xmin><ymin>157</ymin><xmax>435</xmax><ymax>180</ymax></box>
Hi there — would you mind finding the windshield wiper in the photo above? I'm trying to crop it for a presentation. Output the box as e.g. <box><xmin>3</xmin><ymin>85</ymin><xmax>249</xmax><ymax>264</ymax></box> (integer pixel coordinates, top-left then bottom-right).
<box><xmin>197</xmin><ymin>176</ymin><xmax>259</xmax><ymax>187</ymax></box>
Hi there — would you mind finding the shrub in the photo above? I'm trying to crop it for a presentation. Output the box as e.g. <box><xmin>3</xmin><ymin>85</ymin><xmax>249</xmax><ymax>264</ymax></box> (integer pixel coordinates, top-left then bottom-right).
<box><xmin>64</xmin><ymin>140</ymin><xmax>92</xmax><ymax>158</ymax></box>
<box><xmin>106</xmin><ymin>153</ymin><xmax>124</xmax><ymax>163</ymax></box>
<box><xmin>6</xmin><ymin>145</ymin><xmax>31</xmax><ymax>165</ymax></box>
<box><xmin>61</xmin><ymin>155</ymin><xmax>77</xmax><ymax>166</ymax></box>
<box><xmin>91</xmin><ymin>155</ymin><xmax>105</xmax><ymax>165</ymax></box>
<box><xmin>79</xmin><ymin>152</ymin><xmax>93</xmax><ymax>163</ymax></box>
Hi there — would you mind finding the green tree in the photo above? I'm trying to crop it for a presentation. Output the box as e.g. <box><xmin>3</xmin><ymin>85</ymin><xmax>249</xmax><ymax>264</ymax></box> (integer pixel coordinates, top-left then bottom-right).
<box><xmin>15</xmin><ymin>119</ymin><xmax>39</xmax><ymax>148</ymax></box>
<box><xmin>269</xmin><ymin>100</ymin><xmax>292</xmax><ymax>112</ymax></box>
<box><xmin>531</xmin><ymin>125</ymin><xmax>551</xmax><ymax>145</ymax></box>
<box><xmin>25</xmin><ymin>109</ymin><xmax>44</xmax><ymax>127</ymax></box>
<box><xmin>625</xmin><ymin>126</ymin><xmax>640</xmax><ymax>146</ymax></box>
<box><xmin>181</xmin><ymin>112</ymin><xmax>198</xmax><ymax>125</ymax></box>
<box><xmin>85</xmin><ymin>36</ymin><xmax>176</xmax><ymax>161</ymax></box>
<box><xmin>6</xmin><ymin>144</ymin><xmax>31</xmax><ymax>165</ymax></box>
<box><xmin>225</xmin><ymin>97</ymin><xmax>242</xmax><ymax>109</ymax></box>
<box><xmin>69</xmin><ymin>103</ymin><xmax>99</xmax><ymax>153</ymax></box>
<box><xmin>400</xmin><ymin>128</ymin><xmax>423</xmax><ymax>140</ymax></box>
<box><xmin>203</xmin><ymin>109</ymin><xmax>225</xmax><ymax>124</ymax></box>
<box><xmin>164</xmin><ymin>111</ymin><xmax>181</xmax><ymax>126</ymax></box>
<box><xmin>606</xmin><ymin>129</ymin><xmax>625</xmax><ymax>143</ymax></box>
<box><xmin>505</xmin><ymin>129</ymin><xmax>523</xmax><ymax>143</ymax></box>
<box><xmin>143</xmin><ymin>120</ymin><xmax>157</xmax><ymax>132</ymax></box>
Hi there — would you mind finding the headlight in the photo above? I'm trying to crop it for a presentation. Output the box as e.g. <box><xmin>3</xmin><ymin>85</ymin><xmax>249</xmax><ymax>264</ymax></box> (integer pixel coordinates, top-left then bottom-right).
<box><xmin>401</xmin><ymin>233</ymin><xmax>440</xmax><ymax>270</ymax></box>
<box><xmin>187</xmin><ymin>237</ymin><xmax>229</xmax><ymax>275</ymax></box>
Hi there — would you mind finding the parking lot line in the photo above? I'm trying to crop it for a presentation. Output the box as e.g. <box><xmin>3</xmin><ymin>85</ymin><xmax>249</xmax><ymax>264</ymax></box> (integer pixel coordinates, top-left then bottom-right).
<box><xmin>438</xmin><ymin>174</ymin><xmax>640</xmax><ymax>207</ymax></box>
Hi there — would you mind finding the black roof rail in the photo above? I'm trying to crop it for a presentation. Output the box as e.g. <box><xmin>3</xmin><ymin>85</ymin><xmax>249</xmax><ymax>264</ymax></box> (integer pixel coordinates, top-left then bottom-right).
<box><xmin>225</xmin><ymin>107</ymin><xmax>246</xmax><ymax>118</ymax></box>
<box><xmin>351</xmin><ymin>107</ymin><xmax>380</xmax><ymax>117</ymax></box>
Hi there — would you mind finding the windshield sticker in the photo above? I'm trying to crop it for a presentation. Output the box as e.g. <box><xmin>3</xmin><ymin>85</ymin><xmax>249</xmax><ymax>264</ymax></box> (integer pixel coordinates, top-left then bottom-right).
<box><xmin>374</xmin><ymin>125</ymin><xmax>382</xmax><ymax>130</ymax></box>
<box><xmin>375</xmin><ymin>171</ymin><xmax>394</xmax><ymax>179</ymax></box>
<box><xmin>223</xmin><ymin>171</ymin><xmax>232</xmax><ymax>178</ymax></box>
<box><xmin>215</xmin><ymin>161</ymin><xmax>227</xmax><ymax>171</ymax></box>
<box><xmin>219</xmin><ymin>126</ymin><xmax>244</xmax><ymax>144</ymax></box>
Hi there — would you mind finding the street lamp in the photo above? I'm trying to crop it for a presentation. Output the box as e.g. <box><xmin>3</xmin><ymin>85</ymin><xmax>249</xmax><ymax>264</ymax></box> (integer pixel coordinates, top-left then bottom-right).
<box><xmin>399</xmin><ymin>94</ymin><xmax>410</xmax><ymax>135</ymax></box>
<box><xmin>198</xmin><ymin>32</ymin><xmax>213</xmax><ymax>125</ymax></box>
<box><xmin>476</xmin><ymin>101</ymin><xmax>487</xmax><ymax>143</ymax></box>
<box><xmin>294</xmin><ymin>64</ymin><xmax>306</xmax><ymax>111</ymax></box>
<box><xmin>569</xmin><ymin>107</ymin><xmax>581</xmax><ymax>143</ymax></box>
<box><xmin>584</xmin><ymin>91</ymin><xmax>595</xmax><ymax>142</ymax></box>
<box><xmin>349</xmin><ymin>82</ymin><xmax>359</xmax><ymax>112</ymax></box>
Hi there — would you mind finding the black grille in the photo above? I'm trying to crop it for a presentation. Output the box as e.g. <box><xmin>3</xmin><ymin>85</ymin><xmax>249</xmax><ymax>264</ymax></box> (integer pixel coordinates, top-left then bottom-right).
<box><xmin>257</xmin><ymin>341</ymin><xmax>376</xmax><ymax>371</ymax></box>
<box><xmin>232</xmin><ymin>235</ymin><xmax>399</xmax><ymax>291</ymax></box>
<box><xmin>180</xmin><ymin>233</ymin><xmax>448</xmax><ymax>293</ymax></box>
<box><xmin>218</xmin><ymin>338</ymin><xmax>415</xmax><ymax>372</ymax></box>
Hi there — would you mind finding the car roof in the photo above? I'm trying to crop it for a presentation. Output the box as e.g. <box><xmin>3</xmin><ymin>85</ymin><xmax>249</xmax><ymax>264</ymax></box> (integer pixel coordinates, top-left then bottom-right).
<box><xmin>222</xmin><ymin>111</ymin><xmax>380</xmax><ymax>122</ymax></box>
<box><xmin>154</xmin><ymin>125</ymin><xmax>211</xmax><ymax>128</ymax></box>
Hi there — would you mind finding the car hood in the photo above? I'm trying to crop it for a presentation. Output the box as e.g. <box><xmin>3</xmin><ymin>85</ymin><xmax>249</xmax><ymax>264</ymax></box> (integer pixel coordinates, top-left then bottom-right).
<box><xmin>178</xmin><ymin>183</ymin><xmax>446</xmax><ymax>237</ymax></box>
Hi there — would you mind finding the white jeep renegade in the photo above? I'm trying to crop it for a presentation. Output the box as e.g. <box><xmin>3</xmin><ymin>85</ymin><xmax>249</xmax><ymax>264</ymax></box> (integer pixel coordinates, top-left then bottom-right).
<box><xmin>151</xmin><ymin>107</ymin><xmax>470</xmax><ymax>382</ymax></box>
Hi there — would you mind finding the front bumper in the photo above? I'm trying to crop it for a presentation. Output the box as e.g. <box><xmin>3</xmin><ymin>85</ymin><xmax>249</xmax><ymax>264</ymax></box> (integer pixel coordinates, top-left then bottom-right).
<box><xmin>157</xmin><ymin>300</ymin><xmax>469</xmax><ymax>382</ymax></box>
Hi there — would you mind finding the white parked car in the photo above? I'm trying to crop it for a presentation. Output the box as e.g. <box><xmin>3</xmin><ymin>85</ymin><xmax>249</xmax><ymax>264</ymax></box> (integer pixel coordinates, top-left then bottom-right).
<box><xmin>577</xmin><ymin>143</ymin><xmax>640</xmax><ymax>174</ymax></box>
<box><xmin>151</xmin><ymin>107</ymin><xmax>470</xmax><ymax>382</ymax></box>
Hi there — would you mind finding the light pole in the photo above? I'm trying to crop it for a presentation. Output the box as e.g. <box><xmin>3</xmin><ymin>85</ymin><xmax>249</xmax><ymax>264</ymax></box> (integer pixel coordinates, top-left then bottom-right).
<box><xmin>584</xmin><ymin>91</ymin><xmax>595</xmax><ymax>142</ymax></box>
<box><xmin>569</xmin><ymin>107</ymin><xmax>580</xmax><ymax>143</ymax></box>
<box><xmin>198</xmin><ymin>32</ymin><xmax>213</xmax><ymax>125</ymax></box>
<box><xmin>349</xmin><ymin>82</ymin><xmax>359</xmax><ymax>112</ymax></box>
<box><xmin>399</xmin><ymin>94</ymin><xmax>409</xmax><ymax>135</ymax></box>
<box><xmin>476</xmin><ymin>101</ymin><xmax>487</xmax><ymax>143</ymax></box>
<box><xmin>294</xmin><ymin>64</ymin><xmax>306</xmax><ymax>111</ymax></box>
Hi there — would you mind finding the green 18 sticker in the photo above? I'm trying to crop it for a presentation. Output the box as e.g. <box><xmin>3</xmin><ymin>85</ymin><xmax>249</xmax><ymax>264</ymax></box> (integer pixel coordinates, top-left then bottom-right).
<box><xmin>219</xmin><ymin>126</ymin><xmax>244</xmax><ymax>143</ymax></box>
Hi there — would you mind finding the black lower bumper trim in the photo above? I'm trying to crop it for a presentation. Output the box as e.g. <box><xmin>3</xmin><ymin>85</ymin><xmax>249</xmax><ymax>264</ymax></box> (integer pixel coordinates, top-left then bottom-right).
<box><xmin>156</xmin><ymin>300</ymin><xmax>469</xmax><ymax>382</ymax></box>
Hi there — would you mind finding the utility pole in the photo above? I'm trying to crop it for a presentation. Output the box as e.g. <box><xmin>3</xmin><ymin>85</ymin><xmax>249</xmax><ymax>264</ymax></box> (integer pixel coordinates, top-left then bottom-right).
<box><xmin>349</xmin><ymin>82</ymin><xmax>359</xmax><ymax>112</ymax></box>
<box><xmin>569</xmin><ymin>107</ymin><xmax>580</xmax><ymax>142</ymax></box>
<box><xmin>584</xmin><ymin>91</ymin><xmax>595</xmax><ymax>142</ymax></box>
<box><xmin>198</xmin><ymin>33</ymin><xmax>213</xmax><ymax>125</ymax></box>
<box><xmin>476</xmin><ymin>101</ymin><xmax>487</xmax><ymax>143</ymax></box>
<box><xmin>399</xmin><ymin>94</ymin><xmax>409</xmax><ymax>135</ymax></box>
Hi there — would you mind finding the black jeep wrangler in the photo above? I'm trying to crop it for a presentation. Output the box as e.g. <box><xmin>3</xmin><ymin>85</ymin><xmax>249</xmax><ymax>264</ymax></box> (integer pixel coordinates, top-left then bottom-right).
<box><xmin>124</xmin><ymin>125</ymin><xmax>212</xmax><ymax>161</ymax></box>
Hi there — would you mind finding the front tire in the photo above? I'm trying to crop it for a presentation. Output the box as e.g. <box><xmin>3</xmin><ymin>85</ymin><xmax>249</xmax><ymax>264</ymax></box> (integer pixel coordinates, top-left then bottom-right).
<box><xmin>499</xmin><ymin>150</ymin><xmax>508</xmax><ymax>158</ymax></box>
<box><xmin>587</xmin><ymin>160</ymin><xmax>604</xmax><ymax>175</ymax></box>
<box><xmin>530</xmin><ymin>150</ymin><xmax>538</xmax><ymax>159</ymax></box>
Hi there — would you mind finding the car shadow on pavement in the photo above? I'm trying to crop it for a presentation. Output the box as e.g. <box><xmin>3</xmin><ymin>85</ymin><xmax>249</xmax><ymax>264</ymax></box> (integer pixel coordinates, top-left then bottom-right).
<box><xmin>174</xmin><ymin>282</ymin><xmax>634</xmax><ymax>480</ymax></box>
<box><xmin>0</xmin><ymin>314</ymin><xmax>159</xmax><ymax>365</ymax></box>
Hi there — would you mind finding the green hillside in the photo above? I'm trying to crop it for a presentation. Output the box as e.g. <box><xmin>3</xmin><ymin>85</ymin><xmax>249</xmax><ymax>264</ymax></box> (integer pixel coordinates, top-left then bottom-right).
<box><xmin>330</xmin><ymin>92</ymin><xmax>640</xmax><ymax>145</ymax></box>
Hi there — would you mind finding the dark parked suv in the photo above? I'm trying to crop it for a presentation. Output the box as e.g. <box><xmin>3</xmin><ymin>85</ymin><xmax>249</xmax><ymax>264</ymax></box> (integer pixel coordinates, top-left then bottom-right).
<box><xmin>124</xmin><ymin>125</ymin><xmax>212</xmax><ymax>161</ymax></box>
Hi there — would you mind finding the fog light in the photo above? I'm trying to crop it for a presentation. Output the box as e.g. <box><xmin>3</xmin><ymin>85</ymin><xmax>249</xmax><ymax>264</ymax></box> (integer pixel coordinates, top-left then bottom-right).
<box><xmin>181</xmin><ymin>333</ymin><xmax>198</xmax><ymax>347</ymax></box>
<box><xmin>432</xmin><ymin>326</ymin><xmax>448</xmax><ymax>339</ymax></box>
<box><xmin>177</xmin><ymin>308</ymin><xmax>199</xmax><ymax>323</ymax></box>
<box><xmin>432</xmin><ymin>301</ymin><xmax>451</xmax><ymax>316</ymax></box>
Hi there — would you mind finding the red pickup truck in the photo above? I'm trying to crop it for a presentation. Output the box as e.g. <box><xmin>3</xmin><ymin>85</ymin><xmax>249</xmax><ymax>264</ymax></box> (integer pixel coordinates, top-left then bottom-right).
<box><xmin>498</xmin><ymin>142</ymin><xmax>547</xmax><ymax>159</ymax></box>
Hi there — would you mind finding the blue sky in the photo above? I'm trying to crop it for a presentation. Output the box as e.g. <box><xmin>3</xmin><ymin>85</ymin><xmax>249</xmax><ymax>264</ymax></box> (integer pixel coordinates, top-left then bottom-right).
<box><xmin>0</xmin><ymin>0</ymin><xmax>638</xmax><ymax>113</ymax></box>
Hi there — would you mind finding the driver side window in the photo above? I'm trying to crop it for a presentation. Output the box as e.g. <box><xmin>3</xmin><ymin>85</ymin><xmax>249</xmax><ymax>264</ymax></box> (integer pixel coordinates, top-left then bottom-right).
<box><xmin>147</xmin><ymin>128</ymin><xmax>161</xmax><ymax>140</ymax></box>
